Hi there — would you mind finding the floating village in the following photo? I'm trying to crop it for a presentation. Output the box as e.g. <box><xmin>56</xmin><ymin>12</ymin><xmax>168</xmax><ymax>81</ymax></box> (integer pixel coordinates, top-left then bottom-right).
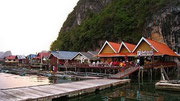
<box><xmin>0</xmin><ymin>37</ymin><xmax>180</xmax><ymax>101</ymax></box>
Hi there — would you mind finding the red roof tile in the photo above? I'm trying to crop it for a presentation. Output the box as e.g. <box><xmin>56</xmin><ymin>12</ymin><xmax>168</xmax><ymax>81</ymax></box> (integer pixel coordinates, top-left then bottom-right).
<box><xmin>5</xmin><ymin>55</ymin><xmax>17</xmax><ymax>60</ymax></box>
<box><xmin>108</xmin><ymin>41</ymin><xmax>121</xmax><ymax>53</ymax></box>
<box><xmin>34</xmin><ymin>52</ymin><xmax>50</xmax><ymax>59</ymax></box>
<box><xmin>146</xmin><ymin>38</ymin><xmax>178</xmax><ymax>56</ymax></box>
<box><xmin>98</xmin><ymin>37</ymin><xmax>178</xmax><ymax>57</ymax></box>
<box><xmin>123</xmin><ymin>42</ymin><xmax>136</xmax><ymax>52</ymax></box>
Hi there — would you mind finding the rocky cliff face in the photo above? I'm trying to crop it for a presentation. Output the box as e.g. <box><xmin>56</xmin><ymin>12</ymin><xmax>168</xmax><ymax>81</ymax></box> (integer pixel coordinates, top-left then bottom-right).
<box><xmin>0</xmin><ymin>51</ymin><xmax>12</xmax><ymax>59</ymax></box>
<box><xmin>143</xmin><ymin>4</ymin><xmax>180</xmax><ymax>54</ymax></box>
<box><xmin>60</xmin><ymin>0</ymin><xmax>112</xmax><ymax>33</ymax></box>
<box><xmin>51</xmin><ymin>0</ymin><xmax>180</xmax><ymax>53</ymax></box>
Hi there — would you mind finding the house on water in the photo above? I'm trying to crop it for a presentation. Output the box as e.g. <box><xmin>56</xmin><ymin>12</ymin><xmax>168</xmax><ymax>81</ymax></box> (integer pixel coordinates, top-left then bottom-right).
<box><xmin>98</xmin><ymin>40</ymin><xmax>136</xmax><ymax>63</ymax></box>
<box><xmin>97</xmin><ymin>37</ymin><xmax>179</xmax><ymax>68</ymax></box>
<box><xmin>0</xmin><ymin>51</ymin><xmax>12</xmax><ymax>64</ymax></box>
<box><xmin>27</xmin><ymin>54</ymin><xmax>36</xmax><ymax>65</ymax></box>
<box><xmin>31</xmin><ymin>51</ymin><xmax>50</xmax><ymax>68</ymax></box>
<box><xmin>17</xmin><ymin>55</ymin><xmax>27</xmax><ymax>67</ymax></box>
<box><xmin>73</xmin><ymin>51</ymin><xmax>98</xmax><ymax>64</ymax></box>
<box><xmin>49</xmin><ymin>51</ymin><xmax>78</xmax><ymax>70</ymax></box>
<box><xmin>4</xmin><ymin>55</ymin><xmax>18</xmax><ymax>66</ymax></box>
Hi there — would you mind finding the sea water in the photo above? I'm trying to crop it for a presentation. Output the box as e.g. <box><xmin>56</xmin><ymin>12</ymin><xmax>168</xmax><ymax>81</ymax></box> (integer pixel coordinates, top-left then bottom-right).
<box><xmin>66</xmin><ymin>80</ymin><xmax>180</xmax><ymax>101</ymax></box>
<box><xmin>0</xmin><ymin>73</ymin><xmax>76</xmax><ymax>89</ymax></box>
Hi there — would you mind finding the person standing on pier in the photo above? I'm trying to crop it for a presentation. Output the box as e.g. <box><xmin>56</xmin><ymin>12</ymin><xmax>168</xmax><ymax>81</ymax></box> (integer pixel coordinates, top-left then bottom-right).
<box><xmin>53</xmin><ymin>66</ymin><xmax>57</xmax><ymax>73</ymax></box>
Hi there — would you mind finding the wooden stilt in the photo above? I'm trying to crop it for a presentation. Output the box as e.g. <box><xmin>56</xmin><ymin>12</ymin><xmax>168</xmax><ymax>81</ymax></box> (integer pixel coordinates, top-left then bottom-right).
<box><xmin>177</xmin><ymin>63</ymin><xmax>180</xmax><ymax>79</ymax></box>
<box><xmin>138</xmin><ymin>68</ymin><xmax>140</xmax><ymax>83</ymax></box>
<box><xmin>85</xmin><ymin>68</ymin><xmax>87</xmax><ymax>76</ymax></box>
<box><xmin>150</xmin><ymin>68</ymin><xmax>152</xmax><ymax>82</ymax></box>
<box><xmin>162</xmin><ymin>68</ymin><xmax>169</xmax><ymax>81</ymax></box>
<box><xmin>161</xmin><ymin>68</ymin><xmax>165</xmax><ymax>80</ymax></box>
<box><xmin>141</xmin><ymin>69</ymin><xmax>144</xmax><ymax>84</ymax></box>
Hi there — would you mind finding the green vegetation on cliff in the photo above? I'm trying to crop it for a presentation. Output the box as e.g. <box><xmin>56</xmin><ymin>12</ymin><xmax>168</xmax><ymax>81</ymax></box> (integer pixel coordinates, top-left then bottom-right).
<box><xmin>51</xmin><ymin>0</ymin><xmax>170</xmax><ymax>51</ymax></box>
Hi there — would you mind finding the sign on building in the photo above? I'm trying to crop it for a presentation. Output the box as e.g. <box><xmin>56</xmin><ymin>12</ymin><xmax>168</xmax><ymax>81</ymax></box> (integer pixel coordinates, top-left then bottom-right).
<box><xmin>137</xmin><ymin>51</ymin><xmax>153</xmax><ymax>56</ymax></box>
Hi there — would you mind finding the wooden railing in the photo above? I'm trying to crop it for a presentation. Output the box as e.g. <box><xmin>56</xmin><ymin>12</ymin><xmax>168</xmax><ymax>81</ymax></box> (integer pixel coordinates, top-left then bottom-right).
<box><xmin>144</xmin><ymin>61</ymin><xmax>177</xmax><ymax>69</ymax></box>
<box><xmin>62</xmin><ymin>61</ymin><xmax>176</xmax><ymax>70</ymax></box>
<box><xmin>73</xmin><ymin>63</ymin><xmax>122</xmax><ymax>69</ymax></box>
<box><xmin>110</xmin><ymin>66</ymin><xmax>140</xmax><ymax>79</ymax></box>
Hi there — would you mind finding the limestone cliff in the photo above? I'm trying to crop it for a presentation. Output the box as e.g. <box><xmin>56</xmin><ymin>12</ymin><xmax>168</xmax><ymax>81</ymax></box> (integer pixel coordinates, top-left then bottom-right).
<box><xmin>60</xmin><ymin>0</ymin><xmax>112</xmax><ymax>33</ymax></box>
<box><xmin>143</xmin><ymin>3</ymin><xmax>180</xmax><ymax>54</ymax></box>
<box><xmin>51</xmin><ymin>0</ymin><xmax>180</xmax><ymax>54</ymax></box>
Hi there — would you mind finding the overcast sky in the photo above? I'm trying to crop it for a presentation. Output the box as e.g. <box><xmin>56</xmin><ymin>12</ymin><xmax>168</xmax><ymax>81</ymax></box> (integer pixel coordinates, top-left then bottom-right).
<box><xmin>0</xmin><ymin>0</ymin><xmax>78</xmax><ymax>55</ymax></box>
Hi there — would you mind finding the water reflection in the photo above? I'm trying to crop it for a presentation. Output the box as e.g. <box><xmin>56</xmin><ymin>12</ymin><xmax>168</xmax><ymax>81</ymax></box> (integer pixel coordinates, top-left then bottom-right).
<box><xmin>68</xmin><ymin>81</ymin><xmax>180</xmax><ymax>101</ymax></box>
<box><xmin>0</xmin><ymin>73</ymin><xmax>50</xmax><ymax>89</ymax></box>
<box><xmin>0</xmin><ymin>73</ymin><xmax>82</xmax><ymax>89</ymax></box>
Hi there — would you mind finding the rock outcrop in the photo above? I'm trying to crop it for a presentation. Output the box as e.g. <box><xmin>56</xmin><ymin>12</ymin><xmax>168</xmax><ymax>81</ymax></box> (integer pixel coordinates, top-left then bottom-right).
<box><xmin>143</xmin><ymin>5</ymin><xmax>180</xmax><ymax>54</ymax></box>
<box><xmin>60</xmin><ymin>0</ymin><xmax>112</xmax><ymax>33</ymax></box>
<box><xmin>0</xmin><ymin>51</ymin><xmax>12</xmax><ymax>59</ymax></box>
<box><xmin>51</xmin><ymin>0</ymin><xmax>180</xmax><ymax>54</ymax></box>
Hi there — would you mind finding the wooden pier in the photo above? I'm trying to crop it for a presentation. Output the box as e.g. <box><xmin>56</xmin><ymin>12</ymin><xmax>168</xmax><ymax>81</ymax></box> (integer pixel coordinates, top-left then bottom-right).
<box><xmin>0</xmin><ymin>79</ymin><xmax>130</xmax><ymax>101</ymax></box>
<box><xmin>155</xmin><ymin>80</ymin><xmax>180</xmax><ymax>91</ymax></box>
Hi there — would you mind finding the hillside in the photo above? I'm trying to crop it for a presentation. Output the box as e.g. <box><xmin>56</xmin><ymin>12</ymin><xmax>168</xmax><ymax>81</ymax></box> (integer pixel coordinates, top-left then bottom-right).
<box><xmin>51</xmin><ymin>0</ymin><xmax>180</xmax><ymax>53</ymax></box>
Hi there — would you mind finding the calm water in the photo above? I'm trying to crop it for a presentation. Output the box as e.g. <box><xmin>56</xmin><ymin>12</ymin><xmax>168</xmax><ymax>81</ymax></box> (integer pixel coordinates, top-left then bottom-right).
<box><xmin>0</xmin><ymin>73</ymin><xmax>75</xmax><ymax>89</ymax></box>
<box><xmin>0</xmin><ymin>73</ymin><xmax>180</xmax><ymax>101</ymax></box>
<box><xmin>66</xmin><ymin>81</ymin><xmax>180</xmax><ymax>101</ymax></box>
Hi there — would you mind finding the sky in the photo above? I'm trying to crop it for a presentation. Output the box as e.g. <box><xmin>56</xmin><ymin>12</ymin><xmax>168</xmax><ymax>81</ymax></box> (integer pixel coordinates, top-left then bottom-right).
<box><xmin>0</xmin><ymin>0</ymin><xmax>79</xmax><ymax>55</ymax></box>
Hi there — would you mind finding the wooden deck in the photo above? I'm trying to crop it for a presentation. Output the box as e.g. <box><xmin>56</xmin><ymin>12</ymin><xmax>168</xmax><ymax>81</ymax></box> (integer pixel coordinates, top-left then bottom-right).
<box><xmin>155</xmin><ymin>80</ymin><xmax>180</xmax><ymax>91</ymax></box>
<box><xmin>0</xmin><ymin>79</ymin><xmax>130</xmax><ymax>101</ymax></box>
<box><xmin>110</xmin><ymin>66</ymin><xmax>140</xmax><ymax>79</ymax></box>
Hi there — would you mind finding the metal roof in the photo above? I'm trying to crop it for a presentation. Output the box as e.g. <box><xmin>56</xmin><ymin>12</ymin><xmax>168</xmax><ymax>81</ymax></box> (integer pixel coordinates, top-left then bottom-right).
<box><xmin>80</xmin><ymin>52</ymin><xmax>93</xmax><ymax>59</ymax></box>
<box><xmin>27</xmin><ymin>54</ymin><xmax>36</xmax><ymax>59</ymax></box>
<box><xmin>73</xmin><ymin>52</ymin><xmax>98</xmax><ymax>60</ymax></box>
<box><xmin>50</xmin><ymin>51</ymin><xmax>78</xmax><ymax>60</ymax></box>
<box><xmin>88</xmin><ymin>51</ymin><xmax>98</xmax><ymax>55</ymax></box>
<box><xmin>17</xmin><ymin>55</ymin><xmax>26</xmax><ymax>59</ymax></box>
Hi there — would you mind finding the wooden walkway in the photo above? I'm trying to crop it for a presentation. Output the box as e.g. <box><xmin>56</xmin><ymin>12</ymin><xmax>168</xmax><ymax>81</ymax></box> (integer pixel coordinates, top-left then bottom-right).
<box><xmin>110</xmin><ymin>66</ymin><xmax>140</xmax><ymax>79</ymax></box>
<box><xmin>0</xmin><ymin>79</ymin><xmax>130</xmax><ymax>101</ymax></box>
<box><xmin>155</xmin><ymin>80</ymin><xmax>180</xmax><ymax>91</ymax></box>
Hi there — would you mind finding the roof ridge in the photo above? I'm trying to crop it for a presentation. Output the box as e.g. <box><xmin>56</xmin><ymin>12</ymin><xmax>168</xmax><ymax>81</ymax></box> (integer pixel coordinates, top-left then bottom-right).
<box><xmin>146</xmin><ymin>38</ymin><xmax>167</xmax><ymax>46</ymax></box>
<box><xmin>108</xmin><ymin>41</ymin><xmax>120</xmax><ymax>44</ymax></box>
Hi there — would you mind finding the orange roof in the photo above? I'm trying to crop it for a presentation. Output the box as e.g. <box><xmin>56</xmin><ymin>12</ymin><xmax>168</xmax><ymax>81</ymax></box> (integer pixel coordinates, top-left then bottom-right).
<box><xmin>97</xmin><ymin>53</ymin><xmax>121</xmax><ymax>57</ymax></box>
<box><xmin>146</xmin><ymin>38</ymin><xmax>178</xmax><ymax>56</ymax></box>
<box><xmin>108</xmin><ymin>41</ymin><xmax>121</xmax><ymax>53</ymax></box>
<box><xmin>123</xmin><ymin>42</ymin><xmax>136</xmax><ymax>52</ymax></box>
<box><xmin>98</xmin><ymin>37</ymin><xmax>178</xmax><ymax>57</ymax></box>
<box><xmin>98</xmin><ymin>53</ymin><xmax>137</xmax><ymax>57</ymax></box>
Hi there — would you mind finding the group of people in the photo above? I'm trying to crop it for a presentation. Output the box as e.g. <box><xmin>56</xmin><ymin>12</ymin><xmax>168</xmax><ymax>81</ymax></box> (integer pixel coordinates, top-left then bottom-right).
<box><xmin>95</xmin><ymin>57</ymin><xmax>142</xmax><ymax>68</ymax></box>
<box><xmin>90</xmin><ymin>60</ymin><xmax>128</xmax><ymax>68</ymax></box>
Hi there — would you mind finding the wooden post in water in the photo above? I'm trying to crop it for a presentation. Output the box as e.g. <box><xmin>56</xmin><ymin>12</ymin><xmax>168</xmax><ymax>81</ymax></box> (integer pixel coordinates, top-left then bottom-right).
<box><xmin>75</xmin><ymin>66</ymin><xmax>76</xmax><ymax>72</ymax></box>
<box><xmin>178</xmin><ymin>66</ymin><xmax>180</xmax><ymax>79</ymax></box>
<box><xmin>113</xmin><ymin>69</ymin><xmax>115</xmax><ymax>74</ymax></box>
<box><xmin>85</xmin><ymin>68</ymin><xmax>87</xmax><ymax>76</ymax></box>
<box><xmin>150</xmin><ymin>68</ymin><xmax>152</xmax><ymax>82</ymax></box>
<box><xmin>161</xmin><ymin>68</ymin><xmax>165</xmax><ymax>80</ymax></box>
<box><xmin>138</xmin><ymin>68</ymin><xmax>141</xmax><ymax>83</ymax></box>
<box><xmin>154</xmin><ymin>68</ymin><xmax>157</xmax><ymax>80</ymax></box>
<box><xmin>91</xmin><ymin>68</ymin><xmax>93</xmax><ymax>72</ymax></box>
<box><xmin>162</xmin><ymin>68</ymin><xmax>169</xmax><ymax>81</ymax></box>
<box><xmin>141</xmin><ymin>68</ymin><xmax>144</xmax><ymax>84</ymax></box>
